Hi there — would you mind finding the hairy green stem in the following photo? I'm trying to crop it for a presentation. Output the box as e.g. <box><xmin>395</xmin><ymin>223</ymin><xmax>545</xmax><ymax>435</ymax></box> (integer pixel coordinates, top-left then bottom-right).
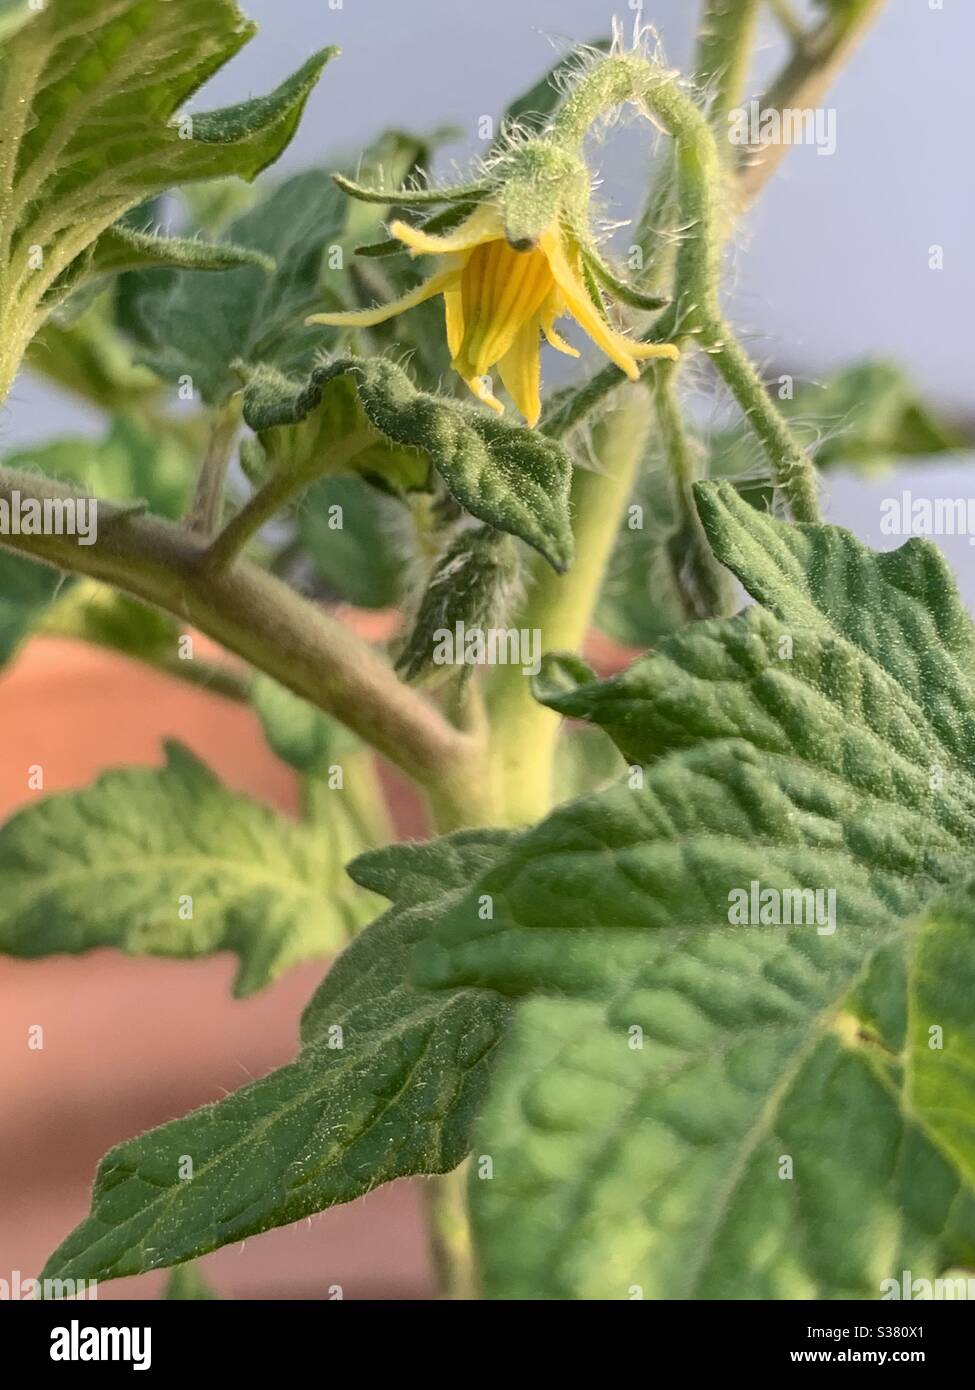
<box><xmin>203</xmin><ymin>429</ymin><xmax>375</xmax><ymax>574</ymax></box>
<box><xmin>701</xmin><ymin>319</ymin><xmax>820</xmax><ymax>523</ymax></box>
<box><xmin>185</xmin><ymin>398</ymin><xmax>241</xmax><ymax>538</ymax></box>
<box><xmin>423</xmin><ymin>1163</ymin><xmax>478</xmax><ymax>1301</ymax></box>
<box><xmin>488</xmin><ymin>391</ymin><xmax>653</xmax><ymax>826</ymax></box>
<box><xmin>654</xmin><ymin>365</ymin><xmax>737</xmax><ymax>618</ymax></box>
<box><xmin>696</xmin><ymin>0</ymin><xmax>761</xmax><ymax>125</ymax></box>
<box><xmin>550</xmin><ymin>51</ymin><xmax>821</xmax><ymax>521</ymax></box>
<box><xmin>0</xmin><ymin>465</ymin><xmax>482</xmax><ymax>823</ymax></box>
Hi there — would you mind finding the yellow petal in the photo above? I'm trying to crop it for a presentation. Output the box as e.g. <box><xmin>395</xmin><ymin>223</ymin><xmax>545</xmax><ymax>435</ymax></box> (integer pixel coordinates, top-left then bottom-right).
<box><xmin>541</xmin><ymin>289</ymin><xmax>580</xmax><ymax>358</ymax></box>
<box><xmin>455</xmin><ymin>239</ymin><xmax>555</xmax><ymax>378</ymax></box>
<box><xmin>497</xmin><ymin>318</ymin><xmax>542</xmax><ymax>427</ymax></box>
<box><xmin>541</xmin><ymin>228</ymin><xmax>650</xmax><ymax>379</ymax></box>
<box><xmin>390</xmin><ymin>201</ymin><xmax>505</xmax><ymax>258</ymax></box>
<box><xmin>462</xmin><ymin>372</ymin><xmax>504</xmax><ymax>415</ymax></box>
<box><xmin>306</xmin><ymin>266</ymin><xmax>459</xmax><ymax>329</ymax></box>
<box><xmin>304</xmin><ymin>266</ymin><xmax>458</xmax><ymax>329</ymax></box>
<box><xmin>443</xmin><ymin>285</ymin><xmax>465</xmax><ymax>360</ymax></box>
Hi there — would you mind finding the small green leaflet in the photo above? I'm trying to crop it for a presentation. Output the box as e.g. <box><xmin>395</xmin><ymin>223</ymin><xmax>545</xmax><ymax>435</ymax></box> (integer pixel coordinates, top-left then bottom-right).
<box><xmin>0</xmin><ymin>741</ymin><xmax>379</xmax><ymax>997</ymax></box>
<box><xmin>41</xmin><ymin>832</ymin><xmax>513</xmax><ymax>1284</ymax></box>
<box><xmin>242</xmin><ymin>356</ymin><xmax>574</xmax><ymax>570</ymax></box>
<box><xmin>409</xmin><ymin>482</ymin><xmax>975</xmax><ymax>1298</ymax></box>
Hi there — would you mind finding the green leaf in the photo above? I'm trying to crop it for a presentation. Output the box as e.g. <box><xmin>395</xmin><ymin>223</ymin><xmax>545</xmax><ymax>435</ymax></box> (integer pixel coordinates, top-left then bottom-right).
<box><xmin>243</xmin><ymin>356</ymin><xmax>574</xmax><ymax>570</ymax></box>
<box><xmin>42</xmin><ymin>832</ymin><xmax>512</xmax><ymax>1284</ymax></box>
<box><xmin>908</xmin><ymin>881</ymin><xmax>975</xmax><ymax>1188</ymax></box>
<box><xmin>0</xmin><ymin>0</ymin><xmax>333</xmax><ymax>386</ymax></box>
<box><xmin>297</xmin><ymin>476</ymin><xmax>404</xmax><ymax>610</ymax></box>
<box><xmin>0</xmin><ymin>549</ymin><xmax>64</xmax><ymax>668</ymax></box>
<box><xmin>0</xmin><ymin>741</ymin><xmax>379</xmax><ymax>997</ymax></box>
<box><xmin>128</xmin><ymin>170</ymin><xmax>347</xmax><ymax>403</ymax></box>
<box><xmin>410</xmin><ymin>482</ymin><xmax>975</xmax><ymax>1298</ymax></box>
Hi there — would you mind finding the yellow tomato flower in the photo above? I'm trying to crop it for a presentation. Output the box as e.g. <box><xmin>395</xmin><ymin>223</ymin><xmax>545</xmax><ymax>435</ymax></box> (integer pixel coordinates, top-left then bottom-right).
<box><xmin>307</xmin><ymin>202</ymin><xmax>678</xmax><ymax>428</ymax></box>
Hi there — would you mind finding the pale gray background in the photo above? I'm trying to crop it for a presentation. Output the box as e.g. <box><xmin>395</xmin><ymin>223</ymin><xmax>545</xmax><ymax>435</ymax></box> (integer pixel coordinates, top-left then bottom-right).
<box><xmin>3</xmin><ymin>0</ymin><xmax>972</xmax><ymax>591</ymax></box>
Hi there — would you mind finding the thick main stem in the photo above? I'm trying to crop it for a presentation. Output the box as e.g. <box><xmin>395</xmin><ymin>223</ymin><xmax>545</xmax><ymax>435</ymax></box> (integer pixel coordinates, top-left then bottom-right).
<box><xmin>488</xmin><ymin>392</ymin><xmax>653</xmax><ymax>826</ymax></box>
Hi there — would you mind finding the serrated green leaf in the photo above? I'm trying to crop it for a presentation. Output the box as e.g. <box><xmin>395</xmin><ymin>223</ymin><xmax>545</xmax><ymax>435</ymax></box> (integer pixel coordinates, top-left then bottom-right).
<box><xmin>128</xmin><ymin>169</ymin><xmax>347</xmax><ymax>403</ymax></box>
<box><xmin>472</xmin><ymin>958</ymin><xmax>975</xmax><ymax>1299</ymax></box>
<box><xmin>0</xmin><ymin>741</ymin><xmax>378</xmax><ymax>996</ymax></box>
<box><xmin>597</xmin><ymin>360</ymin><xmax>964</xmax><ymax>651</ymax></box>
<box><xmin>409</xmin><ymin>482</ymin><xmax>975</xmax><ymax>1298</ymax></box>
<box><xmin>42</xmin><ymin>832</ymin><xmax>512</xmax><ymax>1284</ymax></box>
<box><xmin>243</xmin><ymin>356</ymin><xmax>574</xmax><ymax>570</ymax></box>
<box><xmin>242</xmin><ymin>359</ymin><xmax>431</xmax><ymax>494</ymax></box>
<box><xmin>908</xmin><ymin>881</ymin><xmax>975</xmax><ymax>1188</ymax></box>
<box><xmin>0</xmin><ymin>0</ymin><xmax>333</xmax><ymax>393</ymax></box>
<box><xmin>348</xmin><ymin>829</ymin><xmax>516</xmax><ymax>908</ymax></box>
